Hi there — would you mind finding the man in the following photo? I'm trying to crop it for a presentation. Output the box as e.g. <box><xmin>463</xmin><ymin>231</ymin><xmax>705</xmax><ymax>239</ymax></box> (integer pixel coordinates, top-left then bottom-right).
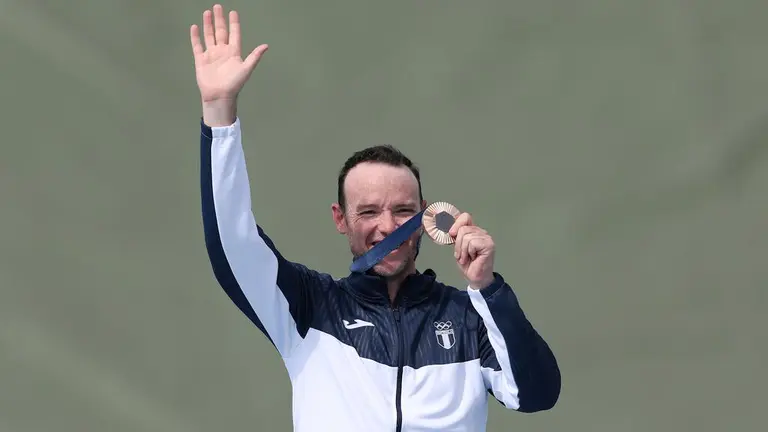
<box><xmin>192</xmin><ymin>5</ymin><xmax>561</xmax><ymax>431</ymax></box>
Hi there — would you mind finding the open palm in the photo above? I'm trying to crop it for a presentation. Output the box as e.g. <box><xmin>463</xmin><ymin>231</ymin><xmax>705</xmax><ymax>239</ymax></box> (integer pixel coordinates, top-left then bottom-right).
<box><xmin>190</xmin><ymin>5</ymin><xmax>268</xmax><ymax>103</ymax></box>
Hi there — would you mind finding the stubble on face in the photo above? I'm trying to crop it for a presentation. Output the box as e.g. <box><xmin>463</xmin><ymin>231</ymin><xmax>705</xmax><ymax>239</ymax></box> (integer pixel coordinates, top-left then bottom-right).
<box><xmin>346</xmin><ymin>226</ymin><xmax>420</xmax><ymax>279</ymax></box>
<box><xmin>336</xmin><ymin>162</ymin><xmax>424</xmax><ymax>280</ymax></box>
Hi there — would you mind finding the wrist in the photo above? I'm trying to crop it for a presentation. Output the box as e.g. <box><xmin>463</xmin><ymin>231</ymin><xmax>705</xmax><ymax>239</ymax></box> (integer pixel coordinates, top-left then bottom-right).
<box><xmin>468</xmin><ymin>274</ymin><xmax>495</xmax><ymax>290</ymax></box>
<box><xmin>202</xmin><ymin>98</ymin><xmax>238</xmax><ymax>127</ymax></box>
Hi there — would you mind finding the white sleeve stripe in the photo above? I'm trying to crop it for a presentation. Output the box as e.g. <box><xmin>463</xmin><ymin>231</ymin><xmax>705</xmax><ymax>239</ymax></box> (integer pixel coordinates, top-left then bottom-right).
<box><xmin>203</xmin><ymin>118</ymin><xmax>302</xmax><ymax>359</ymax></box>
<box><xmin>468</xmin><ymin>288</ymin><xmax>521</xmax><ymax>410</ymax></box>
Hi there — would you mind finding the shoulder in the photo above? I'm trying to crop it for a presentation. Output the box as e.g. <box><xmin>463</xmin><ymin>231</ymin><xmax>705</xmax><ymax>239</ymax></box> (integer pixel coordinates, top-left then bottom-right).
<box><xmin>432</xmin><ymin>279</ymin><xmax>469</xmax><ymax>301</ymax></box>
<box><xmin>427</xmin><ymin>276</ymin><xmax>484</xmax><ymax>328</ymax></box>
<box><xmin>428</xmin><ymin>274</ymin><xmax>471</xmax><ymax>302</ymax></box>
<box><xmin>283</xmin><ymin>259</ymin><xmax>341</xmax><ymax>294</ymax></box>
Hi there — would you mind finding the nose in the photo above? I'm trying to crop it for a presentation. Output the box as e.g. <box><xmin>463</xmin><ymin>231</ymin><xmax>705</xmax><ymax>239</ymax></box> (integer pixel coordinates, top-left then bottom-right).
<box><xmin>378</xmin><ymin>211</ymin><xmax>397</xmax><ymax>235</ymax></box>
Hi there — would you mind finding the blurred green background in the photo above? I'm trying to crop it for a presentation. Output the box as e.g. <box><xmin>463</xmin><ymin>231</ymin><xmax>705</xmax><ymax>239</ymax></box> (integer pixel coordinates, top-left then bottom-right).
<box><xmin>1</xmin><ymin>0</ymin><xmax>766</xmax><ymax>431</ymax></box>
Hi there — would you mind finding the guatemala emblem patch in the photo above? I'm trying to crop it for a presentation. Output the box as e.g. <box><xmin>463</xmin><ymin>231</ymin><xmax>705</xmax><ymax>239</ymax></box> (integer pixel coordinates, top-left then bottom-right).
<box><xmin>434</xmin><ymin>321</ymin><xmax>456</xmax><ymax>349</ymax></box>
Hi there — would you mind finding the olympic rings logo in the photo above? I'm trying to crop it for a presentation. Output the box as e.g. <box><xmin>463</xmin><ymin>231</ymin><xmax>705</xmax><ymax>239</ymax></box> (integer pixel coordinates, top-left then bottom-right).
<box><xmin>433</xmin><ymin>321</ymin><xmax>452</xmax><ymax>331</ymax></box>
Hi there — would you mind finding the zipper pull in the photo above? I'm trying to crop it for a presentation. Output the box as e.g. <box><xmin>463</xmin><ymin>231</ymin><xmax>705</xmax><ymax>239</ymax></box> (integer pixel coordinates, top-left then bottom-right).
<box><xmin>393</xmin><ymin>308</ymin><xmax>401</xmax><ymax>322</ymax></box>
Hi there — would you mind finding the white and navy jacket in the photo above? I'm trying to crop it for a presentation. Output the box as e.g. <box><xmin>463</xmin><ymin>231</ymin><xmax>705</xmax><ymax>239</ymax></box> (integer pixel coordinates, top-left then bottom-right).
<box><xmin>199</xmin><ymin>118</ymin><xmax>561</xmax><ymax>432</ymax></box>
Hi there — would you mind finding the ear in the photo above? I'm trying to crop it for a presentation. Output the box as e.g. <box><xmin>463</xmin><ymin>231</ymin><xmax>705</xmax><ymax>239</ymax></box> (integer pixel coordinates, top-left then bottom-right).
<box><xmin>331</xmin><ymin>203</ymin><xmax>348</xmax><ymax>234</ymax></box>
<box><xmin>421</xmin><ymin>199</ymin><xmax>428</xmax><ymax>211</ymax></box>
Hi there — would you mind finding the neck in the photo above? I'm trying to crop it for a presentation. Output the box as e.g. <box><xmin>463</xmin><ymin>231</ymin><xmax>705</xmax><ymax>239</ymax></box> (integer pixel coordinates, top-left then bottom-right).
<box><xmin>386</xmin><ymin>263</ymin><xmax>417</xmax><ymax>304</ymax></box>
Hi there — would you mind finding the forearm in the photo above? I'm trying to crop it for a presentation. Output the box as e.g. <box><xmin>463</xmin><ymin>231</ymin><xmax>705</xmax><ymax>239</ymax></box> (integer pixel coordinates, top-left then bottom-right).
<box><xmin>470</xmin><ymin>274</ymin><xmax>561</xmax><ymax>412</ymax></box>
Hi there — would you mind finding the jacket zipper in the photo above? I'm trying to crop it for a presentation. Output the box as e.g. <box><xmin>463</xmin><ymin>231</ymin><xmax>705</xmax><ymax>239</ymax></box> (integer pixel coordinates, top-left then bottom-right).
<box><xmin>393</xmin><ymin>307</ymin><xmax>405</xmax><ymax>432</ymax></box>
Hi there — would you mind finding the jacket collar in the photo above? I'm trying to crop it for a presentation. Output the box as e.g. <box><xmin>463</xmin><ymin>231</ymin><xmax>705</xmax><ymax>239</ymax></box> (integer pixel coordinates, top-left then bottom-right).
<box><xmin>342</xmin><ymin>268</ymin><xmax>437</xmax><ymax>307</ymax></box>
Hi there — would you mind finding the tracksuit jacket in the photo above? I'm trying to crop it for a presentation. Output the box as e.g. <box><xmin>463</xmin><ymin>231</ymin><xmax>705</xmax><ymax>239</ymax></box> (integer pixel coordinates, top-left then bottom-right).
<box><xmin>199</xmin><ymin>118</ymin><xmax>562</xmax><ymax>432</ymax></box>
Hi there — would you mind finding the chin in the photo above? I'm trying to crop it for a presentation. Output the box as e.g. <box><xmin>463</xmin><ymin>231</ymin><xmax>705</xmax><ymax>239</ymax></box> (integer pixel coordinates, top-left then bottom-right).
<box><xmin>372</xmin><ymin>266</ymin><xmax>405</xmax><ymax>278</ymax></box>
<box><xmin>372</xmin><ymin>255</ymin><xmax>410</xmax><ymax>277</ymax></box>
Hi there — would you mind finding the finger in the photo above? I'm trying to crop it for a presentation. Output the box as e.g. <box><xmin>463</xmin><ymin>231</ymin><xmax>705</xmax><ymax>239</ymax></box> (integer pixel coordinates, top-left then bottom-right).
<box><xmin>458</xmin><ymin>232</ymin><xmax>472</xmax><ymax>265</ymax></box>
<box><xmin>453</xmin><ymin>227</ymin><xmax>464</xmax><ymax>261</ymax></box>
<box><xmin>190</xmin><ymin>25</ymin><xmax>204</xmax><ymax>61</ymax></box>
<box><xmin>462</xmin><ymin>232</ymin><xmax>484</xmax><ymax>265</ymax></box>
<box><xmin>474</xmin><ymin>235</ymin><xmax>494</xmax><ymax>262</ymax></box>
<box><xmin>202</xmin><ymin>9</ymin><xmax>215</xmax><ymax>49</ymax></box>
<box><xmin>244</xmin><ymin>44</ymin><xmax>269</xmax><ymax>73</ymax></box>
<box><xmin>228</xmin><ymin>10</ymin><xmax>241</xmax><ymax>53</ymax></box>
<box><xmin>454</xmin><ymin>227</ymin><xmax>478</xmax><ymax>265</ymax></box>
<box><xmin>449</xmin><ymin>212</ymin><xmax>473</xmax><ymax>238</ymax></box>
<box><xmin>462</xmin><ymin>228</ymin><xmax>490</xmax><ymax>264</ymax></box>
<box><xmin>213</xmin><ymin>4</ymin><xmax>228</xmax><ymax>45</ymax></box>
<box><xmin>466</xmin><ymin>236</ymin><xmax>486</xmax><ymax>261</ymax></box>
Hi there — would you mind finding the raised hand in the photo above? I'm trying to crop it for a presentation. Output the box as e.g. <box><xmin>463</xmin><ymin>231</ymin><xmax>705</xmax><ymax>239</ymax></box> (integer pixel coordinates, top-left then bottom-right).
<box><xmin>190</xmin><ymin>4</ymin><xmax>268</xmax><ymax>125</ymax></box>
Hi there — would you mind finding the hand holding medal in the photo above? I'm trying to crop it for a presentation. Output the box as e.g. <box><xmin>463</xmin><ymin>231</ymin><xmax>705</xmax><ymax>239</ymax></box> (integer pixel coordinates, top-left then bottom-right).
<box><xmin>422</xmin><ymin>202</ymin><xmax>496</xmax><ymax>290</ymax></box>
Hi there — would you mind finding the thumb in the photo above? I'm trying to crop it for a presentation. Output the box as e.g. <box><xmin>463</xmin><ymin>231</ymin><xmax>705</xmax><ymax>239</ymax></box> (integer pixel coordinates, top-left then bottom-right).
<box><xmin>243</xmin><ymin>44</ymin><xmax>269</xmax><ymax>73</ymax></box>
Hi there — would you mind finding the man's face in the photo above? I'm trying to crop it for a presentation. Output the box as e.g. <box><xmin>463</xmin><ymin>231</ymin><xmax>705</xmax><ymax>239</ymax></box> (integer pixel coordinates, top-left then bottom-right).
<box><xmin>332</xmin><ymin>162</ymin><xmax>425</xmax><ymax>278</ymax></box>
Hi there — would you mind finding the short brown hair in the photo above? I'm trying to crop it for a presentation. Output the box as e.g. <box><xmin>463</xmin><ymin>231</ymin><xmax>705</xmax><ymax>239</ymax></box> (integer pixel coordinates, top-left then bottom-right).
<box><xmin>336</xmin><ymin>145</ymin><xmax>423</xmax><ymax>210</ymax></box>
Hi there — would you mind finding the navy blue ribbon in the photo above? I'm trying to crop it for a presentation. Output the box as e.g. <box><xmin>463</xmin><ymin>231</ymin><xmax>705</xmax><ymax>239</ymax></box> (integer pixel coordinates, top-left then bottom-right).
<box><xmin>349</xmin><ymin>210</ymin><xmax>425</xmax><ymax>273</ymax></box>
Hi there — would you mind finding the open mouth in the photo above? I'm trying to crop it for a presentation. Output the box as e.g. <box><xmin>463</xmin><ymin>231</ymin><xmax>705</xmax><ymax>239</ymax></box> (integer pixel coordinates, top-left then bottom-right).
<box><xmin>370</xmin><ymin>241</ymin><xmax>395</xmax><ymax>253</ymax></box>
<box><xmin>368</xmin><ymin>242</ymin><xmax>404</xmax><ymax>257</ymax></box>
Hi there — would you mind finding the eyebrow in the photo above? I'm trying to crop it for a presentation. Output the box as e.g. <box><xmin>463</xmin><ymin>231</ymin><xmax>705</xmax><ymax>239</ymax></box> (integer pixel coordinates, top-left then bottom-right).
<box><xmin>355</xmin><ymin>201</ymin><xmax>418</xmax><ymax>211</ymax></box>
<box><xmin>393</xmin><ymin>202</ymin><xmax>419</xmax><ymax>209</ymax></box>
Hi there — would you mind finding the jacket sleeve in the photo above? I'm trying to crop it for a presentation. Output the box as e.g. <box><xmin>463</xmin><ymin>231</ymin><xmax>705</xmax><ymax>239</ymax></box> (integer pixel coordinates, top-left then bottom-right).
<box><xmin>200</xmin><ymin>117</ymin><xmax>320</xmax><ymax>360</ymax></box>
<box><xmin>469</xmin><ymin>273</ymin><xmax>561</xmax><ymax>413</ymax></box>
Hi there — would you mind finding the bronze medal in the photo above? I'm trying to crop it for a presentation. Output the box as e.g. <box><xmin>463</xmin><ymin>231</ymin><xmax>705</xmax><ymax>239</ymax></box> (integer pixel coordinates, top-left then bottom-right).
<box><xmin>422</xmin><ymin>201</ymin><xmax>461</xmax><ymax>245</ymax></box>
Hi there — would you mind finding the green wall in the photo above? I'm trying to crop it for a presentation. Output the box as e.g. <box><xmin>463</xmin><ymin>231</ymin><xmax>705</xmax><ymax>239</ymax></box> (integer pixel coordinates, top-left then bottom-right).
<box><xmin>1</xmin><ymin>1</ymin><xmax>766</xmax><ymax>430</ymax></box>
